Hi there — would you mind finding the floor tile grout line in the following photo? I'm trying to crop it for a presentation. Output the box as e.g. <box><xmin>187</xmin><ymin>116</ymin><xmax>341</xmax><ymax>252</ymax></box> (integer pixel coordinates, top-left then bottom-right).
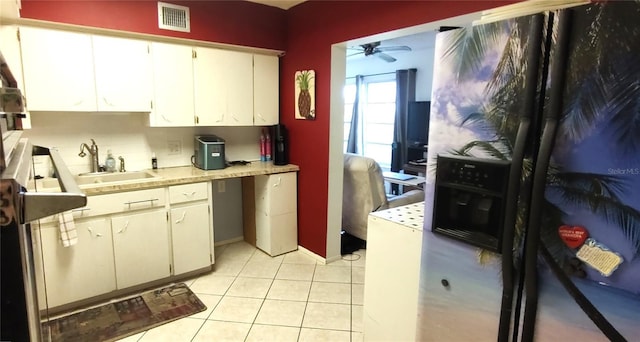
<box><xmin>241</xmin><ymin>254</ymin><xmax>285</xmax><ymax>342</ymax></box>
<box><xmin>129</xmin><ymin>244</ymin><xmax>361</xmax><ymax>341</ymax></box>
<box><xmin>190</xmin><ymin>245</ymin><xmax>256</xmax><ymax>342</ymax></box>
<box><xmin>294</xmin><ymin>261</ymin><xmax>317</xmax><ymax>341</ymax></box>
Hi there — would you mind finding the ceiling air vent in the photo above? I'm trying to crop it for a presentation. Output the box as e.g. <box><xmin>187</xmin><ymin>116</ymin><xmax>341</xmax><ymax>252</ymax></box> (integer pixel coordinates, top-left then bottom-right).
<box><xmin>158</xmin><ymin>2</ymin><xmax>190</xmax><ymax>32</ymax></box>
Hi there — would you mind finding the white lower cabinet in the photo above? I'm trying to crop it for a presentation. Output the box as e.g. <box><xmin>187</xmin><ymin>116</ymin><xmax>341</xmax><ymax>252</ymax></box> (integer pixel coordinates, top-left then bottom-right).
<box><xmin>363</xmin><ymin>203</ymin><xmax>424</xmax><ymax>342</ymax></box>
<box><xmin>36</xmin><ymin>218</ymin><xmax>116</xmax><ymax>308</ymax></box>
<box><xmin>111</xmin><ymin>210</ymin><xmax>171</xmax><ymax>289</ymax></box>
<box><xmin>33</xmin><ymin>183</ymin><xmax>216</xmax><ymax>311</ymax></box>
<box><xmin>254</xmin><ymin>172</ymin><xmax>298</xmax><ymax>256</ymax></box>
<box><xmin>169</xmin><ymin>182</ymin><xmax>213</xmax><ymax>275</ymax></box>
<box><xmin>170</xmin><ymin>203</ymin><xmax>211</xmax><ymax>274</ymax></box>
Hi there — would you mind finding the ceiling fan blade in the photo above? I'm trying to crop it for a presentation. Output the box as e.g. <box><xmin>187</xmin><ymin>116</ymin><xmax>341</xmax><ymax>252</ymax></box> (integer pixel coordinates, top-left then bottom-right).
<box><xmin>347</xmin><ymin>51</ymin><xmax>364</xmax><ymax>58</ymax></box>
<box><xmin>376</xmin><ymin>46</ymin><xmax>412</xmax><ymax>52</ymax></box>
<box><xmin>376</xmin><ymin>52</ymin><xmax>396</xmax><ymax>63</ymax></box>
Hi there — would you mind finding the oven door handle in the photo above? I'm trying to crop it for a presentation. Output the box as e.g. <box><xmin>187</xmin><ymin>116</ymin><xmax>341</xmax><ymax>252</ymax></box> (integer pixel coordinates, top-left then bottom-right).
<box><xmin>23</xmin><ymin>145</ymin><xmax>86</xmax><ymax>223</ymax></box>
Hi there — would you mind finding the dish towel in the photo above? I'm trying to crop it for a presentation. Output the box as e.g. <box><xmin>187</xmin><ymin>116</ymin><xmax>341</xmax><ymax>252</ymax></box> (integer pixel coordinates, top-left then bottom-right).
<box><xmin>58</xmin><ymin>211</ymin><xmax>78</xmax><ymax>247</ymax></box>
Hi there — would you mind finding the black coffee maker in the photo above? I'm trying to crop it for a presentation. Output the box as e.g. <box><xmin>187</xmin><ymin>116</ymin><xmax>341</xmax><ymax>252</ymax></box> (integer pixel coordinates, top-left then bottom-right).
<box><xmin>273</xmin><ymin>124</ymin><xmax>289</xmax><ymax>165</ymax></box>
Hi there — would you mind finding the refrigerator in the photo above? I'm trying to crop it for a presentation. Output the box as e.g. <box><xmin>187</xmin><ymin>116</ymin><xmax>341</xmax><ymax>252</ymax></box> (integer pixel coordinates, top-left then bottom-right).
<box><xmin>417</xmin><ymin>2</ymin><xmax>640</xmax><ymax>341</ymax></box>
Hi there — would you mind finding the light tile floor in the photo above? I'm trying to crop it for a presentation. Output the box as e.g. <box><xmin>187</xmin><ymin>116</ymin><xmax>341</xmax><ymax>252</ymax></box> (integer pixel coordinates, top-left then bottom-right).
<box><xmin>117</xmin><ymin>241</ymin><xmax>366</xmax><ymax>342</ymax></box>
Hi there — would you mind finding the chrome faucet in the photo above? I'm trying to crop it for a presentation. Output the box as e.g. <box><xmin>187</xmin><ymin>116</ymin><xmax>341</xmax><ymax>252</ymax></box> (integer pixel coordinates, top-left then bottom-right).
<box><xmin>78</xmin><ymin>139</ymin><xmax>100</xmax><ymax>173</ymax></box>
<box><xmin>118</xmin><ymin>156</ymin><xmax>126</xmax><ymax>173</ymax></box>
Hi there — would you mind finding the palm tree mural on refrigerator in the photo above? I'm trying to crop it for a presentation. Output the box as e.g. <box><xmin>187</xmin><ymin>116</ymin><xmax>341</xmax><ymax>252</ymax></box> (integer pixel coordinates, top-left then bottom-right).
<box><xmin>431</xmin><ymin>3</ymin><xmax>640</xmax><ymax>291</ymax></box>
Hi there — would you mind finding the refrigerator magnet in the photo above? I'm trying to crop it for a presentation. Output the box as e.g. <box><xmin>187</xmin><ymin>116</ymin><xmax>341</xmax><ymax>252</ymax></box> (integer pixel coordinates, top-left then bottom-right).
<box><xmin>576</xmin><ymin>238</ymin><xmax>624</xmax><ymax>277</ymax></box>
<box><xmin>558</xmin><ymin>225</ymin><xmax>589</xmax><ymax>249</ymax></box>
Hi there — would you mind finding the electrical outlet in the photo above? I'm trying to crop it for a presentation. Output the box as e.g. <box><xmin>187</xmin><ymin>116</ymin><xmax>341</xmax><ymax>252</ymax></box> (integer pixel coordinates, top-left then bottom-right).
<box><xmin>168</xmin><ymin>140</ymin><xmax>182</xmax><ymax>155</ymax></box>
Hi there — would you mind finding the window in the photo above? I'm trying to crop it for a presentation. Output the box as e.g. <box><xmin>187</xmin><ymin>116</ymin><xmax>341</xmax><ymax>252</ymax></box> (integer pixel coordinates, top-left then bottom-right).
<box><xmin>344</xmin><ymin>75</ymin><xmax>396</xmax><ymax>171</ymax></box>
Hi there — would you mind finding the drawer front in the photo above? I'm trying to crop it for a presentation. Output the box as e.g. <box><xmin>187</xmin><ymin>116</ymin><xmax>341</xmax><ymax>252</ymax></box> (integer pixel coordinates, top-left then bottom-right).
<box><xmin>36</xmin><ymin>194</ymin><xmax>105</xmax><ymax>223</ymax></box>
<box><xmin>104</xmin><ymin>187</ymin><xmax>166</xmax><ymax>213</ymax></box>
<box><xmin>169</xmin><ymin>182</ymin><xmax>209</xmax><ymax>204</ymax></box>
<box><xmin>38</xmin><ymin>188</ymin><xmax>167</xmax><ymax>224</ymax></box>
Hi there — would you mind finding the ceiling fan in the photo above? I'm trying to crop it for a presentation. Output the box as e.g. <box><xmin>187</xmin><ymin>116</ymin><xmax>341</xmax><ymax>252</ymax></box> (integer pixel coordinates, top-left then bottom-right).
<box><xmin>347</xmin><ymin>41</ymin><xmax>412</xmax><ymax>62</ymax></box>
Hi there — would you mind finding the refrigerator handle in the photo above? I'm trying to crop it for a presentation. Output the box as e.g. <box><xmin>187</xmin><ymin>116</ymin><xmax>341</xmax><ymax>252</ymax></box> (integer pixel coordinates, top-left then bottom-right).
<box><xmin>521</xmin><ymin>10</ymin><xmax>572</xmax><ymax>341</ymax></box>
<box><xmin>498</xmin><ymin>13</ymin><xmax>545</xmax><ymax>342</ymax></box>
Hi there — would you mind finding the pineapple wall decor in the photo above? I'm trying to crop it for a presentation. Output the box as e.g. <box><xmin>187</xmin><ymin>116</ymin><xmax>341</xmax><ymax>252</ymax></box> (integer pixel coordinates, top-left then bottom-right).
<box><xmin>295</xmin><ymin>70</ymin><xmax>315</xmax><ymax>120</ymax></box>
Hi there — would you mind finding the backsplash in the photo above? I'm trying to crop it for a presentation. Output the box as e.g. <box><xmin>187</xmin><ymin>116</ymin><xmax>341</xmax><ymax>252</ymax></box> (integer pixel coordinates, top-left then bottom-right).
<box><xmin>24</xmin><ymin>112</ymin><xmax>264</xmax><ymax>177</ymax></box>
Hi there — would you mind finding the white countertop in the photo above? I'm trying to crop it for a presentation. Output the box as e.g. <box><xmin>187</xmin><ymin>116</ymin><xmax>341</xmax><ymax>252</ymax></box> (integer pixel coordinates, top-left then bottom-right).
<box><xmin>369</xmin><ymin>201</ymin><xmax>425</xmax><ymax>231</ymax></box>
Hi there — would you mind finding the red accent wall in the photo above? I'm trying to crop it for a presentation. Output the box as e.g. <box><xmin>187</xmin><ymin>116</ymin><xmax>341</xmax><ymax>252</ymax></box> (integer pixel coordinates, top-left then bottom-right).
<box><xmin>282</xmin><ymin>0</ymin><xmax>517</xmax><ymax>257</ymax></box>
<box><xmin>19</xmin><ymin>0</ymin><xmax>286</xmax><ymax>50</ymax></box>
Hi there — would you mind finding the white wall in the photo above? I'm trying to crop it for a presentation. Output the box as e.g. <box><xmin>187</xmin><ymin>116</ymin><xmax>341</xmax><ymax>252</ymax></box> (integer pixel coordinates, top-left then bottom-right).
<box><xmin>345</xmin><ymin>32</ymin><xmax>436</xmax><ymax>101</ymax></box>
<box><xmin>24</xmin><ymin>112</ymin><xmax>264</xmax><ymax>177</ymax></box>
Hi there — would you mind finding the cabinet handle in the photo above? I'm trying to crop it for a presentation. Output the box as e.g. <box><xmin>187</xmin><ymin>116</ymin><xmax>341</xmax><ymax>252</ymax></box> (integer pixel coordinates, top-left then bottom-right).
<box><xmin>257</xmin><ymin>113</ymin><xmax>264</xmax><ymax>121</ymax></box>
<box><xmin>123</xmin><ymin>198</ymin><xmax>159</xmax><ymax>208</ymax></box>
<box><xmin>161</xmin><ymin>114</ymin><xmax>172</xmax><ymax>123</ymax></box>
<box><xmin>117</xmin><ymin>220</ymin><xmax>129</xmax><ymax>234</ymax></box>
<box><xmin>87</xmin><ymin>227</ymin><xmax>103</xmax><ymax>238</ymax></box>
<box><xmin>175</xmin><ymin>211</ymin><xmax>187</xmax><ymax>224</ymax></box>
<box><xmin>232</xmin><ymin>114</ymin><xmax>239</xmax><ymax>122</ymax></box>
<box><xmin>182</xmin><ymin>191</ymin><xmax>197</xmax><ymax>197</ymax></box>
<box><xmin>102</xmin><ymin>97</ymin><xmax>114</xmax><ymax>107</ymax></box>
<box><xmin>273</xmin><ymin>177</ymin><xmax>281</xmax><ymax>187</ymax></box>
<box><xmin>216</xmin><ymin>113</ymin><xmax>224</xmax><ymax>123</ymax></box>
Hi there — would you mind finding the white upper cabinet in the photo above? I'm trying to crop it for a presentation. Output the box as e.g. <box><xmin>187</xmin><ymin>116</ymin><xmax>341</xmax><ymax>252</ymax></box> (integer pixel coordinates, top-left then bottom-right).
<box><xmin>194</xmin><ymin>47</ymin><xmax>254</xmax><ymax>126</ymax></box>
<box><xmin>93</xmin><ymin>35</ymin><xmax>152</xmax><ymax>112</ymax></box>
<box><xmin>20</xmin><ymin>27</ymin><xmax>153</xmax><ymax>113</ymax></box>
<box><xmin>0</xmin><ymin>25</ymin><xmax>31</xmax><ymax>128</ymax></box>
<box><xmin>150</xmin><ymin>42</ymin><xmax>195</xmax><ymax>126</ymax></box>
<box><xmin>20</xmin><ymin>26</ymin><xmax>97</xmax><ymax>112</ymax></box>
<box><xmin>18</xmin><ymin>26</ymin><xmax>279</xmax><ymax>125</ymax></box>
<box><xmin>253</xmin><ymin>54</ymin><xmax>279</xmax><ymax>126</ymax></box>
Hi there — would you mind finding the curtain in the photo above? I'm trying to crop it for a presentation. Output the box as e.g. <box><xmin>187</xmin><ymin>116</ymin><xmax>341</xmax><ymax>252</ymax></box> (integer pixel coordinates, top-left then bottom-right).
<box><xmin>346</xmin><ymin>75</ymin><xmax>363</xmax><ymax>154</ymax></box>
<box><xmin>390</xmin><ymin>69</ymin><xmax>416</xmax><ymax>172</ymax></box>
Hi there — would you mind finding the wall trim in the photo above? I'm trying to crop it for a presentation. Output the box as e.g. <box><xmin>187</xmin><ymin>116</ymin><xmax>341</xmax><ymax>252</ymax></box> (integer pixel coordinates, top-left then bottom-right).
<box><xmin>214</xmin><ymin>236</ymin><xmax>245</xmax><ymax>247</ymax></box>
<box><xmin>297</xmin><ymin>245</ymin><xmax>329</xmax><ymax>265</ymax></box>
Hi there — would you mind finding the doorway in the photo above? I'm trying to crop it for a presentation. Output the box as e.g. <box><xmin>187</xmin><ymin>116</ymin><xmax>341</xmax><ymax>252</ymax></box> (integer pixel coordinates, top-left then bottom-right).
<box><xmin>325</xmin><ymin>11</ymin><xmax>484</xmax><ymax>261</ymax></box>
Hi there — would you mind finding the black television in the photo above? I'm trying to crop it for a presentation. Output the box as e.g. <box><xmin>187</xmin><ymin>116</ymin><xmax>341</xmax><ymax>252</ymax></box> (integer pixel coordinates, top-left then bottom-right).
<box><xmin>406</xmin><ymin>101</ymin><xmax>430</xmax><ymax>147</ymax></box>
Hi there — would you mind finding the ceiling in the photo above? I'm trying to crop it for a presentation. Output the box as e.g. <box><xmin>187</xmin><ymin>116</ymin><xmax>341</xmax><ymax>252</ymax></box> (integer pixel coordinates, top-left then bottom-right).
<box><xmin>245</xmin><ymin>0</ymin><xmax>307</xmax><ymax>10</ymax></box>
<box><xmin>243</xmin><ymin>0</ymin><xmax>437</xmax><ymax>63</ymax></box>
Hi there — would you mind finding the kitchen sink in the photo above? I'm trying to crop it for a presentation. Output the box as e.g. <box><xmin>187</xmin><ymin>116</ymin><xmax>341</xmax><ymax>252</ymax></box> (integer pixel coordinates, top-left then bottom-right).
<box><xmin>37</xmin><ymin>171</ymin><xmax>161</xmax><ymax>189</ymax></box>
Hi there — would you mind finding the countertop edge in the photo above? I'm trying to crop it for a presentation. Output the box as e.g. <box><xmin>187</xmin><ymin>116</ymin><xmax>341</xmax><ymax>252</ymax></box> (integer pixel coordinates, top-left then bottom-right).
<box><xmin>34</xmin><ymin>163</ymin><xmax>300</xmax><ymax>196</ymax></box>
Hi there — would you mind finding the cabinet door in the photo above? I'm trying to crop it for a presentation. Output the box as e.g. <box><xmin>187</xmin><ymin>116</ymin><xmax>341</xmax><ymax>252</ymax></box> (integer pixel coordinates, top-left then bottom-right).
<box><xmin>193</xmin><ymin>47</ymin><xmax>226</xmax><ymax>126</ymax></box>
<box><xmin>93</xmin><ymin>35</ymin><xmax>152</xmax><ymax>112</ymax></box>
<box><xmin>170</xmin><ymin>203</ymin><xmax>212</xmax><ymax>275</ymax></box>
<box><xmin>226</xmin><ymin>50</ymin><xmax>254</xmax><ymax>126</ymax></box>
<box><xmin>255</xmin><ymin>212</ymin><xmax>297</xmax><ymax>256</ymax></box>
<box><xmin>111</xmin><ymin>210</ymin><xmax>170</xmax><ymax>289</ymax></box>
<box><xmin>20</xmin><ymin>26</ymin><xmax>97</xmax><ymax>111</ymax></box>
<box><xmin>254</xmin><ymin>172</ymin><xmax>298</xmax><ymax>256</ymax></box>
<box><xmin>194</xmin><ymin>48</ymin><xmax>253</xmax><ymax>126</ymax></box>
<box><xmin>253</xmin><ymin>54</ymin><xmax>279</xmax><ymax>126</ymax></box>
<box><xmin>38</xmin><ymin>218</ymin><xmax>116</xmax><ymax>308</ymax></box>
<box><xmin>0</xmin><ymin>26</ymin><xmax>32</xmax><ymax>129</ymax></box>
<box><xmin>255</xmin><ymin>172</ymin><xmax>297</xmax><ymax>216</ymax></box>
<box><xmin>150</xmin><ymin>42</ymin><xmax>194</xmax><ymax>126</ymax></box>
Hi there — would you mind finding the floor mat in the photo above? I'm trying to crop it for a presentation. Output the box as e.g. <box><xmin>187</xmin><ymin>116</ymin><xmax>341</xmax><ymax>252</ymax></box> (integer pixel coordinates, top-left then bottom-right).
<box><xmin>42</xmin><ymin>283</ymin><xmax>206</xmax><ymax>342</ymax></box>
<box><xmin>341</xmin><ymin>231</ymin><xmax>366</xmax><ymax>255</ymax></box>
